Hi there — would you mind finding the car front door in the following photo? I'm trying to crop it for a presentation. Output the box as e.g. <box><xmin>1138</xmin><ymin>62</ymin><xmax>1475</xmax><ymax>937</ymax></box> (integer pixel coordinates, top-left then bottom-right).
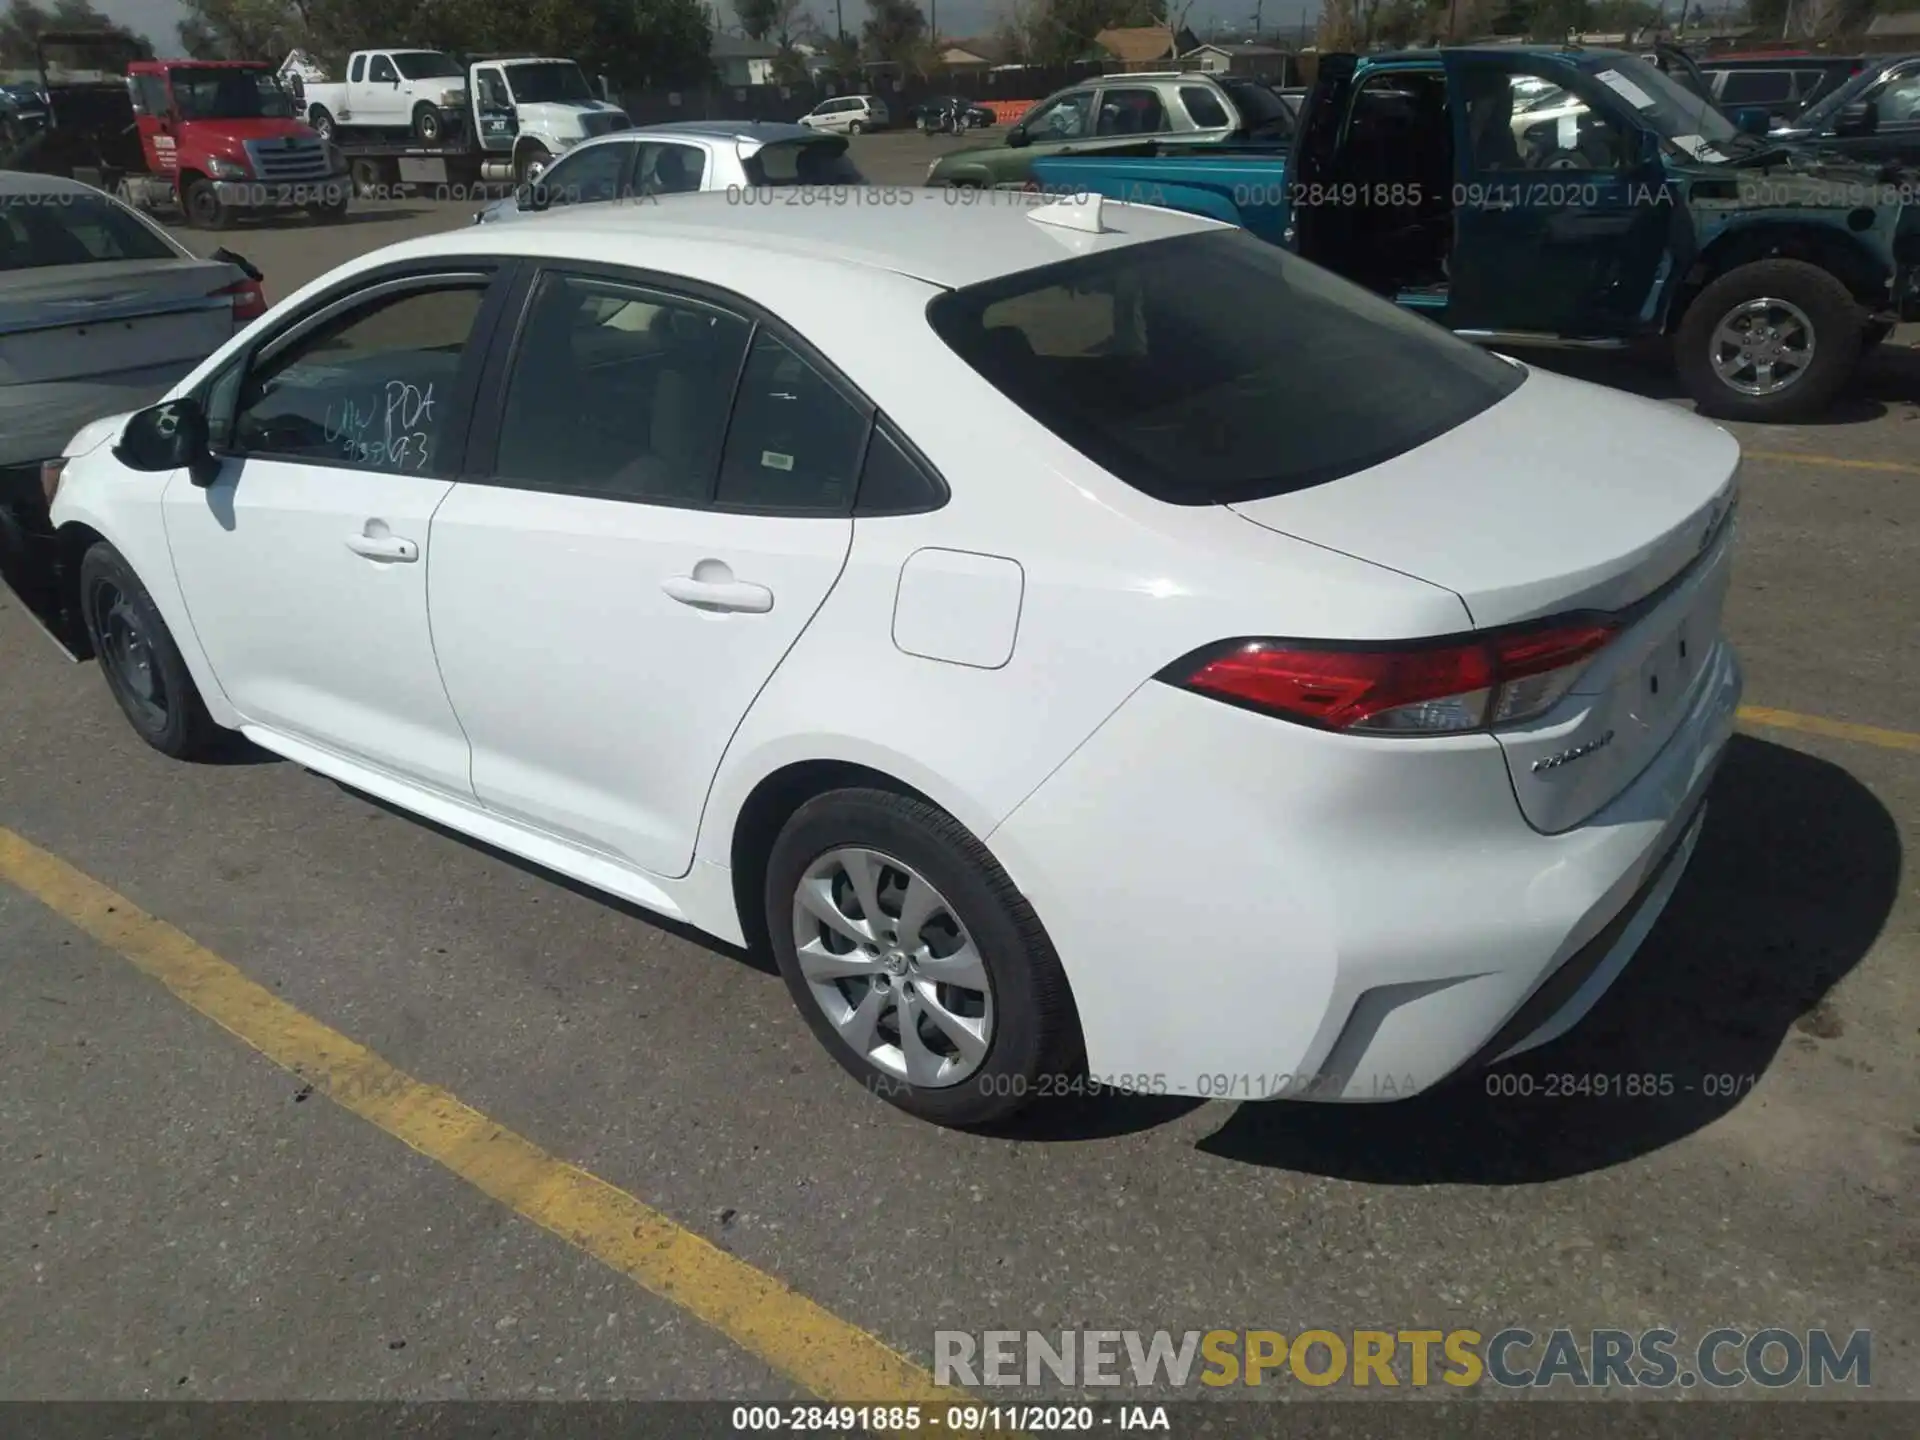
<box><xmin>426</xmin><ymin>267</ymin><xmax>863</xmax><ymax>877</ymax></box>
<box><xmin>163</xmin><ymin>267</ymin><xmax>509</xmax><ymax>797</ymax></box>
<box><xmin>364</xmin><ymin>53</ymin><xmax>401</xmax><ymax>126</ymax></box>
<box><xmin>473</xmin><ymin>66</ymin><xmax>517</xmax><ymax>152</ymax></box>
<box><xmin>1444</xmin><ymin>58</ymin><xmax>1674</xmax><ymax>340</ymax></box>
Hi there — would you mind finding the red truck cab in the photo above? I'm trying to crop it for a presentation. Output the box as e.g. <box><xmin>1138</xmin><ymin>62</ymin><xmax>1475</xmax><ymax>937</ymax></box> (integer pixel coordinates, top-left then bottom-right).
<box><xmin>124</xmin><ymin>59</ymin><xmax>349</xmax><ymax>228</ymax></box>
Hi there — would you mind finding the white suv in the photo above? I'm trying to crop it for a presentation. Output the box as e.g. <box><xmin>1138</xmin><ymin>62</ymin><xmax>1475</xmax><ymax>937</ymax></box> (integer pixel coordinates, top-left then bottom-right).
<box><xmin>798</xmin><ymin>94</ymin><xmax>888</xmax><ymax>134</ymax></box>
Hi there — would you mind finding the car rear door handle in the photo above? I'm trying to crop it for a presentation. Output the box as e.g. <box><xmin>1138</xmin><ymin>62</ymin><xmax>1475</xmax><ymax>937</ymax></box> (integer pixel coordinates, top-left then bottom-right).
<box><xmin>661</xmin><ymin>571</ymin><xmax>773</xmax><ymax>614</ymax></box>
<box><xmin>345</xmin><ymin>532</ymin><xmax>419</xmax><ymax>563</ymax></box>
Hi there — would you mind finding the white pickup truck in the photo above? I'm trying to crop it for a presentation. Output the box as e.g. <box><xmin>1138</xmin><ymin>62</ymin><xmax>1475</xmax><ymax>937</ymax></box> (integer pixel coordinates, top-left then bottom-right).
<box><xmin>285</xmin><ymin>48</ymin><xmax>470</xmax><ymax>144</ymax></box>
<box><xmin>281</xmin><ymin>49</ymin><xmax>633</xmax><ymax>184</ymax></box>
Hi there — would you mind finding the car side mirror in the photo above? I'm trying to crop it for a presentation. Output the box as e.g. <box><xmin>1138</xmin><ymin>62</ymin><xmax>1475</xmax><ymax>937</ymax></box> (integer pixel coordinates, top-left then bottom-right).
<box><xmin>1638</xmin><ymin>127</ymin><xmax>1663</xmax><ymax>166</ymax></box>
<box><xmin>1733</xmin><ymin>106</ymin><xmax>1771</xmax><ymax>137</ymax></box>
<box><xmin>1835</xmin><ymin>99</ymin><xmax>1878</xmax><ymax>136</ymax></box>
<box><xmin>114</xmin><ymin>397</ymin><xmax>217</xmax><ymax>486</ymax></box>
<box><xmin>1005</xmin><ymin>126</ymin><xmax>1029</xmax><ymax>148</ymax></box>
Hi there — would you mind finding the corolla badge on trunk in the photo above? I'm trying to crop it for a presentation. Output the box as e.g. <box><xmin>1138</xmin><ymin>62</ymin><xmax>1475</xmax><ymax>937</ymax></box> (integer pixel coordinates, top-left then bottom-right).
<box><xmin>1531</xmin><ymin>729</ymin><xmax>1616</xmax><ymax>774</ymax></box>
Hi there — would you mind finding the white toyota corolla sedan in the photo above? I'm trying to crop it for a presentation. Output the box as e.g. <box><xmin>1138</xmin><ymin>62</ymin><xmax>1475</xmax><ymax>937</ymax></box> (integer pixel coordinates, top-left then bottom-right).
<box><xmin>39</xmin><ymin>192</ymin><xmax>1742</xmax><ymax>1127</ymax></box>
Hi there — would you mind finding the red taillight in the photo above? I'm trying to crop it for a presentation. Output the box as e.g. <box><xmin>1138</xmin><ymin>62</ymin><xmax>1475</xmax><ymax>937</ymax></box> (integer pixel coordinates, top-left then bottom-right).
<box><xmin>212</xmin><ymin>277</ymin><xmax>267</xmax><ymax>324</ymax></box>
<box><xmin>1169</xmin><ymin>619</ymin><xmax>1619</xmax><ymax>736</ymax></box>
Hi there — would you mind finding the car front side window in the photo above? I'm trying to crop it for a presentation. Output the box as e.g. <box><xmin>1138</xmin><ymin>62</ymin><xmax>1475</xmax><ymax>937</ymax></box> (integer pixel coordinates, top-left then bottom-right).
<box><xmin>540</xmin><ymin>142</ymin><xmax>630</xmax><ymax>207</ymax></box>
<box><xmin>1027</xmin><ymin>92</ymin><xmax>1093</xmax><ymax>140</ymax></box>
<box><xmin>227</xmin><ymin>282</ymin><xmax>489</xmax><ymax>475</ymax></box>
<box><xmin>370</xmin><ymin>56</ymin><xmax>397</xmax><ymax>84</ymax></box>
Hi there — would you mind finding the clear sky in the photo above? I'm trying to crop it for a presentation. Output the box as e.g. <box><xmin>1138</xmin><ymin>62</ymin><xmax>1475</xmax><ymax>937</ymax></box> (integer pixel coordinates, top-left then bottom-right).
<box><xmin>88</xmin><ymin>0</ymin><xmax>1324</xmax><ymax>56</ymax></box>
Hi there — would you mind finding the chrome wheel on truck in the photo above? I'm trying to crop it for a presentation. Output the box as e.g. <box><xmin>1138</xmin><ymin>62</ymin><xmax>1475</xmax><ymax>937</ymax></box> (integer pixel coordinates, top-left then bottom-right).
<box><xmin>1674</xmin><ymin>257</ymin><xmax>1862</xmax><ymax>423</ymax></box>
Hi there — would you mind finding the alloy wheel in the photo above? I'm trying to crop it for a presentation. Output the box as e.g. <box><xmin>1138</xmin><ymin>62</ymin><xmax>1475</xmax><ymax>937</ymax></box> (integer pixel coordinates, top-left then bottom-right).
<box><xmin>1709</xmin><ymin>296</ymin><xmax>1815</xmax><ymax>397</ymax></box>
<box><xmin>789</xmin><ymin>847</ymin><xmax>993</xmax><ymax>1088</ymax></box>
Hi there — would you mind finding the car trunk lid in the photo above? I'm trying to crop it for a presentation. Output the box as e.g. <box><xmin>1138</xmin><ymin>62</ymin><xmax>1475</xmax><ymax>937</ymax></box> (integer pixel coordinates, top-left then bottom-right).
<box><xmin>0</xmin><ymin>258</ymin><xmax>240</xmax><ymax>387</ymax></box>
<box><xmin>1228</xmin><ymin>365</ymin><xmax>1741</xmax><ymax>832</ymax></box>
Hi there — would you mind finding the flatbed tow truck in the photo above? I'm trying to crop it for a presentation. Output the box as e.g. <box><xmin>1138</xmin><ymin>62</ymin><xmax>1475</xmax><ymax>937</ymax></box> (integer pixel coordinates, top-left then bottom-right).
<box><xmin>281</xmin><ymin>50</ymin><xmax>628</xmax><ymax>200</ymax></box>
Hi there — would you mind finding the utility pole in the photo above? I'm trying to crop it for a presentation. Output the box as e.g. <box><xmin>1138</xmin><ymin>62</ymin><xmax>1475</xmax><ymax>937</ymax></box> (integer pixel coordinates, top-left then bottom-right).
<box><xmin>836</xmin><ymin>0</ymin><xmax>845</xmax><ymax>42</ymax></box>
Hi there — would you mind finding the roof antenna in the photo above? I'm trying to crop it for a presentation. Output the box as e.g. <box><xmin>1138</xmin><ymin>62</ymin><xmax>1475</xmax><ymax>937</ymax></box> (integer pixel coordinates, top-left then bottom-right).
<box><xmin>1028</xmin><ymin>191</ymin><xmax>1108</xmax><ymax>235</ymax></box>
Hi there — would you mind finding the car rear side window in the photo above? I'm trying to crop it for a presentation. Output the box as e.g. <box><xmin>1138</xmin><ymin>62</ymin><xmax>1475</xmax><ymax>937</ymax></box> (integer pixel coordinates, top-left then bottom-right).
<box><xmin>744</xmin><ymin>137</ymin><xmax>865</xmax><ymax>184</ymax></box>
<box><xmin>1180</xmin><ymin>85</ymin><xmax>1229</xmax><ymax>128</ymax></box>
<box><xmin>716</xmin><ymin>331</ymin><xmax>869</xmax><ymax>514</ymax></box>
<box><xmin>926</xmin><ymin>229</ymin><xmax>1525</xmax><ymax>506</ymax></box>
<box><xmin>493</xmin><ymin>272</ymin><xmax>751</xmax><ymax>504</ymax></box>
<box><xmin>0</xmin><ymin>193</ymin><xmax>176</xmax><ymax>269</ymax></box>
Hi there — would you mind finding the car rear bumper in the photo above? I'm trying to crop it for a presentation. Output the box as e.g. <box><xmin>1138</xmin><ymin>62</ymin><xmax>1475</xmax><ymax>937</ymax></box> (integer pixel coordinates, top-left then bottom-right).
<box><xmin>986</xmin><ymin>638</ymin><xmax>1742</xmax><ymax>1100</ymax></box>
<box><xmin>212</xmin><ymin>173</ymin><xmax>351</xmax><ymax>209</ymax></box>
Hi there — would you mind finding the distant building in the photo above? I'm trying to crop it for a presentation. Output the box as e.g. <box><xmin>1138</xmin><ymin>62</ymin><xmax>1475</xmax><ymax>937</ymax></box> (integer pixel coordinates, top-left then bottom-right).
<box><xmin>1182</xmin><ymin>42</ymin><xmax>1294</xmax><ymax>80</ymax></box>
<box><xmin>1093</xmin><ymin>25</ymin><xmax>1201</xmax><ymax>70</ymax></box>
<box><xmin>711</xmin><ymin>34</ymin><xmax>781</xmax><ymax>87</ymax></box>
<box><xmin>940</xmin><ymin>44</ymin><xmax>996</xmax><ymax>72</ymax></box>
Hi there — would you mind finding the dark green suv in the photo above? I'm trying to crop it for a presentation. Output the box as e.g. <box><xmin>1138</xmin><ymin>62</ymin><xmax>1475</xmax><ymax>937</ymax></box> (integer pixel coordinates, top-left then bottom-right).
<box><xmin>925</xmin><ymin>72</ymin><xmax>1293</xmax><ymax>190</ymax></box>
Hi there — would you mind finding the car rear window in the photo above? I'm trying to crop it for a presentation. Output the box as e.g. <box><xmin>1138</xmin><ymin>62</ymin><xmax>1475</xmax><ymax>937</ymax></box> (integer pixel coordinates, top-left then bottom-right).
<box><xmin>743</xmin><ymin>136</ymin><xmax>866</xmax><ymax>185</ymax></box>
<box><xmin>0</xmin><ymin>192</ymin><xmax>177</xmax><ymax>270</ymax></box>
<box><xmin>926</xmin><ymin>229</ymin><xmax>1525</xmax><ymax>505</ymax></box>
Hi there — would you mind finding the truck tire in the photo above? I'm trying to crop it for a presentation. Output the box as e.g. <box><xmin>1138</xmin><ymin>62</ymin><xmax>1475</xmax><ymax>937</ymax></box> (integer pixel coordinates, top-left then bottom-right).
<box><xmin>309</xmin><ymin>192</ymin><xmax>350</xmax><ymax>223</ymax></box>
<box><xmin>515</xmin><ymin>142</ymin><xmax>552</xmax><ymax>185</ymax></box>
<box><xmin>183</xmin><ymin>177</ymin><xmax>232</xmax><ymax>231</ymax></box>
<box><xmin>348</xmin><ymin>157</ymin><xmax>385</xmax><ymax>199</ymax></box>
<box><xmin>1675</xmin><ymin>258</ymin><xmax>1863</xmax><ymax>423</ymax></box>
<box><xmin>307</xmin><ymin>105</ymin><xmax>335</xmax><ymax>140</ymax></box>
<box><xmin>412</xmin><ymin>103</ymin><xmax>442</xmax><ymax>144</ymax></box>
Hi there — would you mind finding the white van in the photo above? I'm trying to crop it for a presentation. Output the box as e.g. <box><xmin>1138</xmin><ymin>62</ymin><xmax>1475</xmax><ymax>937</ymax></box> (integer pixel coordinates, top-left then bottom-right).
<box><xmin>797</xmin><ymin>94</ymin><xmax>888</xmax><ymax>134</ymax></box>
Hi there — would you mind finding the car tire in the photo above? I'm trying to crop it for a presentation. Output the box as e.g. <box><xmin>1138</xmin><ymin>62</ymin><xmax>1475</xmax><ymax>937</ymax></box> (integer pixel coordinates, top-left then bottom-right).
<box><xmin>183</xmin><ymin>177</ymin><xmax>231</xmax><ymax>230</ymax></box>
<box><xmin>1675</xmin><ymin>258</ymin><xmax>1863</xmax><ymax>422</ymax></box>
<box><xmin>79</xmin><ymin>542</ymin><xmax>220</xmax><ymax>761</ymax></box>
<box><xmin>847</xmin><ymin>120</ymin><xmax>864</xmax><ymax>135</ymax></box>
<box><xmin>412</xmin><ymin>102</ymin><xmax>441</xmax><ymax>144</ymax></box>
<box><xmin>308</xmin><ymin>105</ymin><xmax>335</xmax><ymax>141</ymax></box>
<box><xmin>765</xmin><ymin>787</ymin><xmax>1080</xmax><ymax>1128</ymax></box>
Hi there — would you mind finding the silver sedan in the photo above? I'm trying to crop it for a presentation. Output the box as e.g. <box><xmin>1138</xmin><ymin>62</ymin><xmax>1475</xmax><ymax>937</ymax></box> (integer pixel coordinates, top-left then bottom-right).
<box><xmin>472</xmin><ymin>121</ymin><xmax>865</xmax><ymax>225</ymax></box>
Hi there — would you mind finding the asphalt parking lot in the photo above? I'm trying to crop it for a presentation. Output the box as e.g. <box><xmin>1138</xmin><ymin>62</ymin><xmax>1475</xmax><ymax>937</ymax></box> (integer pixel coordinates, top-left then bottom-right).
<box><xmin>2</xmin><ymin>128</ymin><xmax>1917</xmax><ymax>1405</ymax></box>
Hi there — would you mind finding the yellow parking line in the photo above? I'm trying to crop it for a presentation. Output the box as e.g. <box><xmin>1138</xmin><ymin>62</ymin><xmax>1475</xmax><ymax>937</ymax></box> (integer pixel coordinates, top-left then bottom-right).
<box><xmin>1738</xmin><ymin>706</ymin><xmax>1920</xmax><ymax>754</ymax></box>
<box><xmin>0</xmin><ymin>825</ymin><xmax>960</xmax><ymax>1413</ymax></box>
<box><xmin>1743</xmin><ymin>450</ymin><xmax>1920</xmax><ymax>477</ymax></box>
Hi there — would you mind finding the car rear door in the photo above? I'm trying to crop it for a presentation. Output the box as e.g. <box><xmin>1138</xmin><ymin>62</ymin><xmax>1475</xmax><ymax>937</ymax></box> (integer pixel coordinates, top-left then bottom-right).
<box><xmin>425</xmin><ymin>265</ymin><xmax>862</xmax><ymax>879</ymax></box>
<box><xmin>163</xmin><ymin>265</ymin><xmax>513</xmax><ymax>798</ymax></box>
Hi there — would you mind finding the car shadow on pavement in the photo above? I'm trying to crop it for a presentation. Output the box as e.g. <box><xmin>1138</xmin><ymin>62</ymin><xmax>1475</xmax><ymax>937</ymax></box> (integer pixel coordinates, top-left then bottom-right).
<box><xmin>1530</xmin><ymin>341</ymin><xmax>1920</xmax><ymax>425</ymax></box>
<box><xmin>1193</xmin><ymin>734</ymin><xmax>1902</xmax><ymax>1183</ymax></box>
<box><xmin>329</xmin><ymin>783</ymin><xmax>780</xmax><ymax>976</ymax></box>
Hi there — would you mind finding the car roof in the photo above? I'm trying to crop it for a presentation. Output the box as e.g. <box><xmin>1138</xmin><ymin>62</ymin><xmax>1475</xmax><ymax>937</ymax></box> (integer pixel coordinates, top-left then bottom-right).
<box><xmin>624</xmin><ymin>119</ymin><xmax>822</xmax><ymax>143</ymax></box>
<box><xmin>381</xmin><ymin>189</ymin><xmax>1223</xmax><ymax>291</ymax></box>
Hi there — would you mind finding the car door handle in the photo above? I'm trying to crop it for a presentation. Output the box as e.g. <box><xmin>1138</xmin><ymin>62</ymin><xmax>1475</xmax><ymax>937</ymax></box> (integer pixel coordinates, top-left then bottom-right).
<box><xmin>661</xmin><ymin>573</ymin><xmax>773</xmax><ymax>613</ymax></box>
<box><xmin>345</xmin><ymin>532</ymin><xmax>419</xmax><ymax>563</ymax></box>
